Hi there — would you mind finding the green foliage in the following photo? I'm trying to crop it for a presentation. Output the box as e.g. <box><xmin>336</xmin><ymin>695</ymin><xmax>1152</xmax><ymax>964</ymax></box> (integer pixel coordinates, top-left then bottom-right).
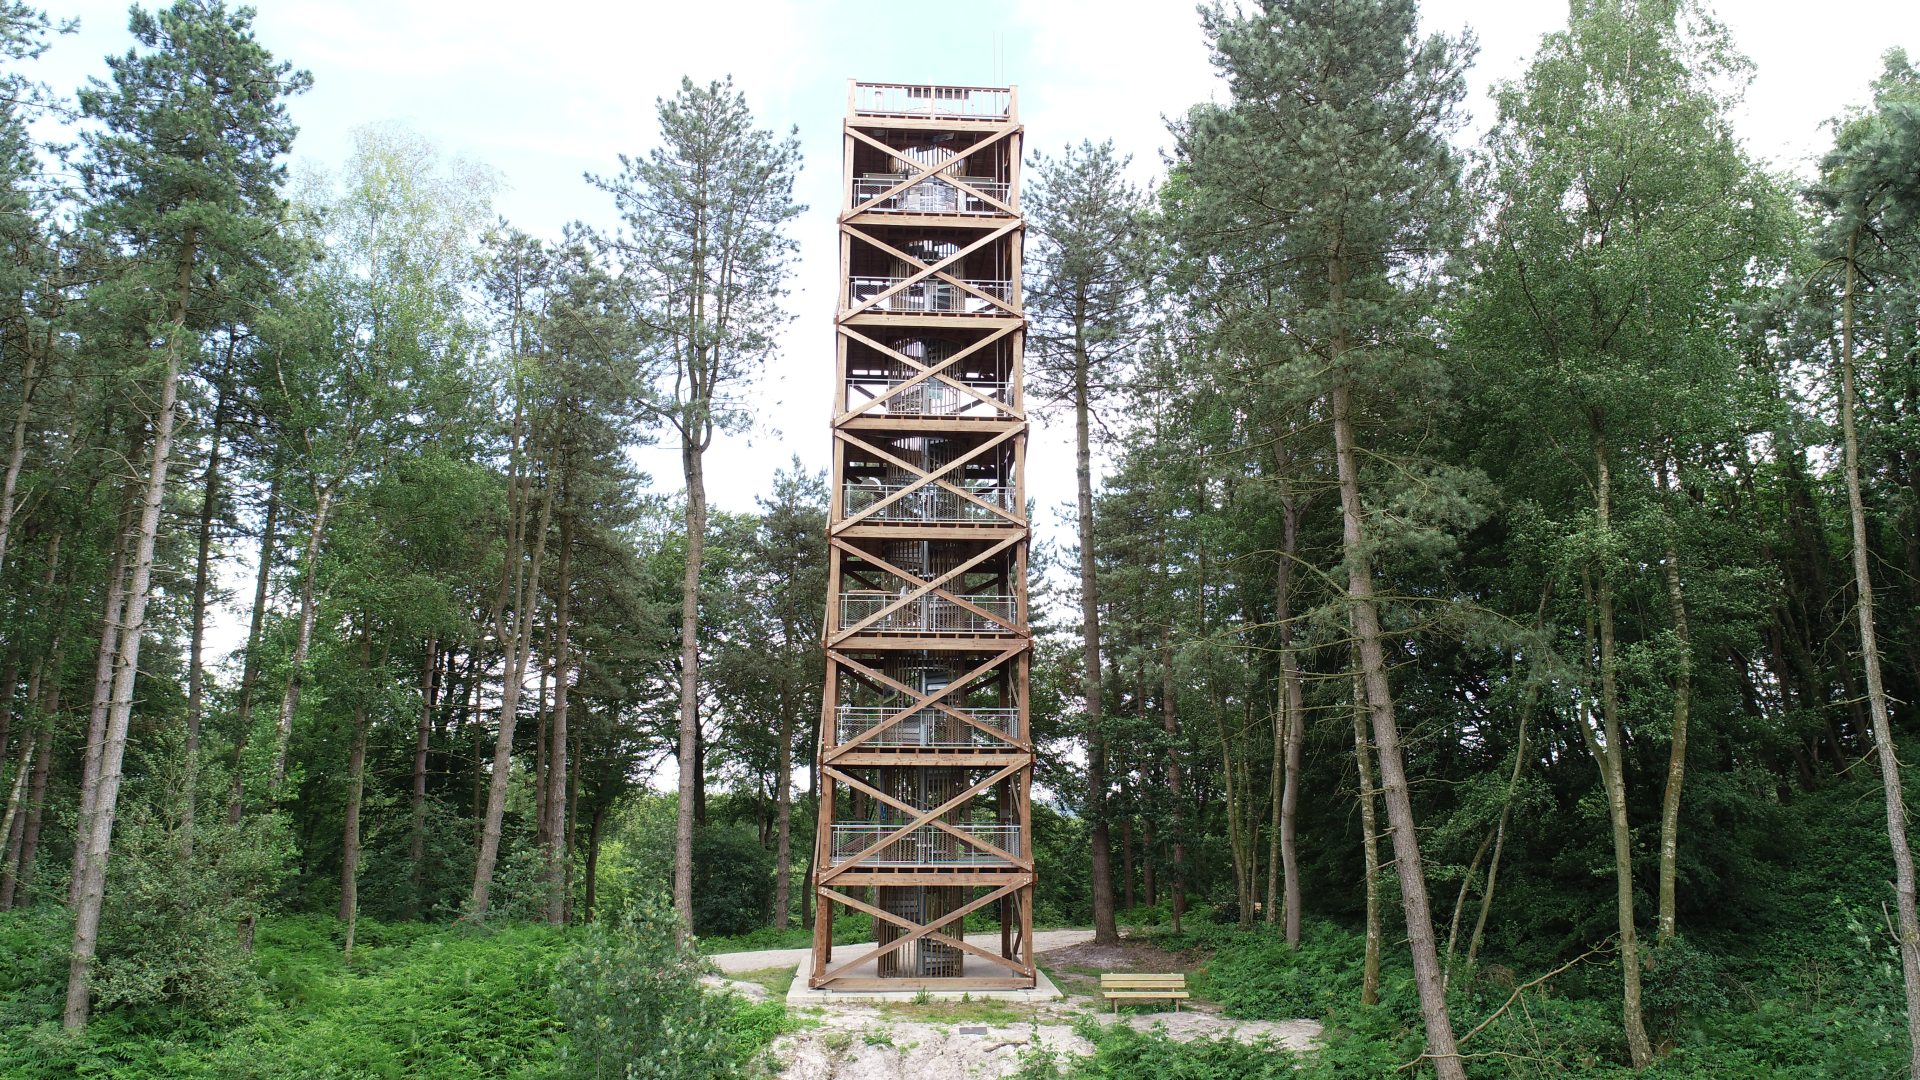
<box><xmin>690</xmin><ymin>825</ymin><xmax>774</xmax><ymax>939</ymax></box>
<box><xmin>89</xmin><ymin>795</ymin><xmax>292</xmax><ymax>1020</ymax></box>
<box><xmin>553</xmin><ymin>893</ymin><xmax>768</xmax><ymax>1079</ymax></box>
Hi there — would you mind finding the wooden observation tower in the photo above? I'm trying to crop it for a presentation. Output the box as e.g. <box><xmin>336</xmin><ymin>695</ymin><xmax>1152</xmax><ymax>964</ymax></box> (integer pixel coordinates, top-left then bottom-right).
<box><xmin>808</xmin><ymin>81</ymin><xmax>1034</xmax><ymax>991</ymax></box>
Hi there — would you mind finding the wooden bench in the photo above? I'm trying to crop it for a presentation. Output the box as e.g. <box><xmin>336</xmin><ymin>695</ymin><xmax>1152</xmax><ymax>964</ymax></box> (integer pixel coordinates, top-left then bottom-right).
<box><xmin>1100</xmin><ymin>973</ymin><xmax>1190</xmax><ymax>1014</ymax></box>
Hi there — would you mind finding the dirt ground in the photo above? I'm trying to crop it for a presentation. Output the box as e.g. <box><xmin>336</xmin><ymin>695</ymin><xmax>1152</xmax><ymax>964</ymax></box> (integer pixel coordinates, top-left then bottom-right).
<box><xmin>742</xmin><ymin>937</ymin><xmax>1321</xmax><ymax>1080</ymax></box>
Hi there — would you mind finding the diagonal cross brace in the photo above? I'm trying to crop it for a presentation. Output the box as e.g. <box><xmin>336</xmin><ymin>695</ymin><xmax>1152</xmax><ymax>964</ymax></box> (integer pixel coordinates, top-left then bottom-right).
<box><xmin>839</xmin><ymin>324</ymin><xmax>1019</xmax><ymax>422</ymax></box>
<box><xmin>817</xmin><ymin>758</ymin><xmax>1029</xmax><ymax>885</ymax></box>
<box><xmin>834</xmin><ymin>426</ymin><xmax>1022</xmax><ymax>530</ymax></box>
<box><xmin>820</xmin><ymin>884</ymin><xmax>1032</xmax><ymax>978</ymax></box>
<box><xmin>844</xmin><ymin>124</ymin><xmax>1020</xmax><ymax>218</ymax></box>
<box><xmin>818</xmin><ymin>879</ymin><xmax>1027</xmax><ymax>983</ymax></box>
<box><xmin>830</xmin><ymin>532</ymin><xmax>1022</xmax><ymax>641</ymax></box>
<box><xmin>830</xmin><ymin>647</ymin><xmax>1026</xmax><ymax>755</ymax></box>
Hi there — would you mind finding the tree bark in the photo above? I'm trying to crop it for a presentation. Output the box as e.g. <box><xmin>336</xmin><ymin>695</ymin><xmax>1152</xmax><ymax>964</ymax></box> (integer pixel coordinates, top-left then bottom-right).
<box><xmin>1467</xmin><ymin>670</ymin><xmax>1538</xmax><ymax>970</ymax></box>
<box><xmin>1073</xmin><ymin>341</ymin><xmax>1119</xmax><ymax>945</ymax></box>
<box><xmin>1353</xmin><ymin>671</ymin><xmax>1383</xmax><ymax>1008</ymax></box>
<box><xmin>228</xmin><ymin>475</ymin><xmax>280</xmax><ymax>824</ymax></box>
<box><xmin>1275</xmin><ymin>464</ymin><xmax>1304</xmax><ymax>946</ymax></box>
<box><xmin>673</xmin><ymin>438</ymin><xmax>708</xmax><ymax>940</ymax></box>
<box><xmin>66</xmin><ymin>258</ymin><xmax>191</xmax><ymax>1028</ymax></box>
<box><xmin>543</xmin><ymin>507</ymin><xmax>572</xmax><ymax>925</ymax></box>
<box><xmin>1331</xmin><ymin>374</ymin><xmax>1463</xmax><ymax>1078</ymax></box>
<box><xmin>0</xmin><ymin>343</ymin><xmax>38</xmax><ymax>580</ymax></box>
<box><xmin>181</xmin><ymin>397</ymin><xmax>226</xmax><ymax>858</ymax></box>
<box><xmin>1587</xmin><ymin>423</ymin><xmax>1656</xmax><ymax>1069</ymax></box>
<box><xmin>1160</xmin><ymin>624</ymin><xmax>1185</xmax><ymax>934</ymax></box>
<box><xmin>70</xmin><ymin>504</ymin><xmax>132</xmax><ymax>904</ymax></box>
<box><xmin>408</xmin><ymin>635</ymin><xmax>438</xmax><ymax>919</ymax></box>
<box><xmin>1839</xmin><ymin>236</ymin><xmax>1920</xmax><ymax>1080</ymax></box>
<box><xmin>340</xmin><ymin>624</ymin><xmax>371</xmax><ymax>957</ymax></box>
<box><xmin>268</xmin><ymin>483</ymin><xmax>337</xmax><ymax>798</ymax></box>
<box><xmin>774</xmin><ymin>677</ymin><xmax>794</xmax><ymax>929</ymax></box>
<box><xmin>1656</xmin><ymin>454</ymin><xmax>1691</xmax><ymax>942</ymax></box>
<box><xmin>1325</xmin><ymin>226</ymin><xmax>1462</xmax><ymax>1068</ymax></box>
<box><xmin>470</xmin><ymin>465</ymin><xmax>555</xmax><ymax>919</ymax></box>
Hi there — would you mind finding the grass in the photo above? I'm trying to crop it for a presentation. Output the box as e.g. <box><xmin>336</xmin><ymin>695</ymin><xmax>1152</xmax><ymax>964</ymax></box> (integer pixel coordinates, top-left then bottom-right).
<box><xmin>728</xmin><ymin>964</ymin><xmax>799</xmax><ymax>998</ymax></box>
<box><xmin>877</xmin><ymin>997</ymin><xmax>1032</xmax><ymax>1026</ymax></box>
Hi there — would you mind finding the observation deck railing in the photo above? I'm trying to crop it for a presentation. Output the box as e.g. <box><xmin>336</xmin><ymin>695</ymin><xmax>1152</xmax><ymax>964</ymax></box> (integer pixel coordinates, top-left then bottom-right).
<box><xmin>852</xmin><ymin>176</ymin><xmax>1011</xmax><ymax>215</ymax></box>
<box><xmin>849</xmin><ymin>276</ymin><xmax>1012</xmax><ymax>314</ymax></box>
<box><xmin>839</xmin><ymin>591</ymin><xmax>1018</xmax><ymax>634</ymax></box>
<box><xmin>843</xmin><ymin>482</ymin><xmax>1015</xmax><ymax>523</ymax></box>
<box><xmin>848</xmin><ymin>378</ymin><xmax>1010</xmax><ymax>418</ymax></box>
<box><xmin>829</xmin><ymin>822</ymin><xmax>1021</xmax><ymax>866</ymax></box>
<box><xmin>835</xmin><ymin>704</ymin><xmax>1020</xmax><ymax>747</ymax></box>
<box><xmin>852</xmin><ymin>83</ymin><xmax>1011</xmax><ymax>120</ymax></box>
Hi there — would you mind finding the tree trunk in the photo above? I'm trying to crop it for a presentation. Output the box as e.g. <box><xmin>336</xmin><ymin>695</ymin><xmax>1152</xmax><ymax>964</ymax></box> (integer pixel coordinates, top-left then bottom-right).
<box><xmin>1353</xmin><ymin>671</ymin><xmax>1383</xmax><ymax>1008</ymax></box>
<box><xmin>1655</xmin><ymin>454</ymin><xmax>1692</xmax><ymax>943</ymax></box>
<box><xmin>1331</xmin><ymin>373</ymin><xmax>1463</xmax><ymax>1078</ymax></box>
<box><xmin>268</xmin><ymin>484</ymin><xmax>337</xmax><ymax>799</ymax></box>
<box><xmin>3</xmin><ymin>724</ymin><xmax>51</xmax><ymax>908</ymax></box>
<box><xmin>1122</xmin><ymin>816</ymin><xmax>1136</xmax><ymax>912</ymax></box>
<box><xmin>1073</xmin><ymin>349</ymin><xmax>1119</xmax><ymax>946</ymax></box>
<box><xmin>408</xmin><ymin>635</ymin><xmax>438</xmax><ymax>920</ymax></box>
<box><xmin>1161</xmin><ymin>625</ymin><xmax>1185</xmax><ymax>934</ymax></box>
<box><xmin>0</xmin><ymin>344</ymin><xmax>38</xmax><ymax>580</ymax></box>
<box><xmin>182</xmin><ymin>398</ymin><xmax>226</xmax><ymax>859</ymax></box>
<box><xmin>1588</xmin><ymin>423</ymin><xmax>1656</xmax><ymax>1069</ymax></box>
<box><xmin>673</xmin><ymin>438</ymin><xmax>708</xmax><ymax>941</ymax></box>
<box><xmin>66</xmin><ymin>261</ymin><xmax>191</xmax><ymax>1029</ymax></box>
<box><xmin>340</xmin><ymin>624</ymin><xmax>371</xmax><ymax>957</ymax></box>
<box><xmin>70</xmin><ymin>505</ymin><xmax>132</xmax><ymax>905</ymax></box>
<box><xmin>1468</xmin><ymin>671</ymin><xmax>1538</xmax><ymax>970</ymax></box>
<box><xmin>774</xmin><ymin>683</ymin><xmax>794</xmax><ymax>930</ymax></box>
<box><xmin>544</xmin><ymin>508</ymin><xmax>572</xmax><ymax>925</ymax></box>
<box><xmin>470</xmin><ymin>468</ymin><xmax>555</xmax><ymax>920</ymax></box>
<box><xmin>1840</xmin><ymin>236</ymin><xmax>1920</xmax><ymax>1080</ymax></box>
<box><xmin>229</xmin><ymin>475</ymin><xmax>280</xmax><ymax>824</ymax></box>
<box><xmin>584</xmin><ymin>802</ymin><xmax>605</xmax><ymax>921</ymax></box>
<box><xmin>1275</xmin><ymin>464</ymin><xmax>1304</xmax><ymax>946</ymax></box>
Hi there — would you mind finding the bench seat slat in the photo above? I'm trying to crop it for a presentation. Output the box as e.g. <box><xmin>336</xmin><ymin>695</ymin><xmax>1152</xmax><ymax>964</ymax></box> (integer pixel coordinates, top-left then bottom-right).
<box><xmin>1102</xmin><ymin>991</ymin><xmax>1191</xmax><ymax>999</ymax></box>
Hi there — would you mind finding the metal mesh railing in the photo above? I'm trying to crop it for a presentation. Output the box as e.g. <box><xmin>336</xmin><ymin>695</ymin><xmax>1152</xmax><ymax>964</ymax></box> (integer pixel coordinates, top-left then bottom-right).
<box><xmin>849</xmin><ymin>378</ymin><xmax>1010</xmax><ymax>417</ymax></box>
<box><xmin>829</xmin><ymin>823</ymin><xmax>1021</xmax><ymax>865</ymax></box>
<box><xmin>836</xmin><ymin>705</ymin><xmax>1020</xmax><ymax>747</ymax></box>
<box><xmin>843</xmin><ymin>483</ymin><xmax>1016</xmax><ymax>523</ymax></box>
<box><xmin>849</xmin><ymin>276</ymin><xmax>1013</xmax><ymax>314</ymax></box>
<box><xmin>853</xmin><ymin>83</ymin><xmax>1011</xmax><ymax>120</ymax></box>
<box><xmin>839</xmin><ymin>592</ymin><xmax>1018</xmax><ymax>633</ymax></box>
<box><xmin>852</xmin><ymin>176</ymin><xmax>1012</xmax><ymax>214</ymax></box>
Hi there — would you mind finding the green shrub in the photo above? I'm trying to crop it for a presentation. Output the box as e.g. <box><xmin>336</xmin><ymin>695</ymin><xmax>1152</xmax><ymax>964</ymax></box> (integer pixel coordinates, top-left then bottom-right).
<box><xmin>554</xmin><ymin>893</ymin><xmax>764</xmax><ymax>1079</ymax></box>
<box><xmin>690</xmin><ymin>826</ymin><xmax>774</xmax><ymax>938</ymax></box>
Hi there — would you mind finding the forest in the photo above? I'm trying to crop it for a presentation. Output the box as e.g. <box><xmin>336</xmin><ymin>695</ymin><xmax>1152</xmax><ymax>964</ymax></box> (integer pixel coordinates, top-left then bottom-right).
<box><xmin>2</xmin><ymin>0</ymin><xmax>1920</xmax><ymax>1077</ymax></box>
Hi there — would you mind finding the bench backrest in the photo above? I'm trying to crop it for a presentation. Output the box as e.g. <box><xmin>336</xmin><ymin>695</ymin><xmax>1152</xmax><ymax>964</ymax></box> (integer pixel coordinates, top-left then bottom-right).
<box><xmin>1100</xmin><ymin>973</ymin><xmax>1186</xmax><ymax>989</ymax></box>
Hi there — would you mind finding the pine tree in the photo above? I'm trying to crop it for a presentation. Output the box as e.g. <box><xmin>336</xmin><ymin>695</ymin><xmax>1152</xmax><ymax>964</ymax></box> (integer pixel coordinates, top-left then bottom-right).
<box><xmin>1174</xmin><ymin>2</ymin><xmax>1474</xmax><ymax>1073</ymax></box>
<box><xmin>591</xmin><ymin>76</ymin><xmax>801</xmax><ymax>938</ymax></box>
<box><xmin>63</xmin><ymin>0</ymin><xmax>306</xmax><ymax>1029</ymax></box>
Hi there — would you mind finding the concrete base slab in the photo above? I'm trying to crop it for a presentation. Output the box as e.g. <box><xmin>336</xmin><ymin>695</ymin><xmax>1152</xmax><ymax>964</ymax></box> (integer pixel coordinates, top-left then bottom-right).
<box><xmin>786</xmin><ymin>953</ymin><xmax>1065</xmax><ymax>1007</ymax></box>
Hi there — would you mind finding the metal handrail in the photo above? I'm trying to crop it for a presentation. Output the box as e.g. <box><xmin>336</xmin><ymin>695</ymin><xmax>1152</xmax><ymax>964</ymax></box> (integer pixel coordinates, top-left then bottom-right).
<box><xmin>853</xmin><ymin>83</ymin><xmax>1011</xmax><ymax>120</ymax></box>
<box><xmin>849</xmin><ymin>276</ymin><xmax>1013</xmax><ymax>314</ymax></box>
<box><xmin>852</xmin><ymin>176</ymin><xmax>1011</xmax><ymax>215</ymax></box>
<box><xmin>836</xmin><ymin>704</ymin><xmax>1020</xmax><ymax>747</ymax></box>
<box><xmin>843</xmin><ymin>483</ymin><xmax>1016</xmax><ymax>523</ymax></box>
<box><xmin>829</xmin><ymin>822</ymin><xmax>1021</xmax><ymax>865</ymax></box>
<box><xmin>848</xmin><ymin>378</ymin><xmax>1010</xmax><ymax>417</ymax></box>
<box><xmin>839</xmin><ymin>591</ymin><xmax>1018</xmax><ymax>634</ymax></box>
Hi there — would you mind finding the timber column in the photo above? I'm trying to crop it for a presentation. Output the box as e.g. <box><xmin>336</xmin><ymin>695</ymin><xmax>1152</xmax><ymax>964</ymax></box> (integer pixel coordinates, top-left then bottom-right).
<box><xmin>809</xmin><ymin>81</ymin><xmax>1034</xmax><ymax>991</ymax></box>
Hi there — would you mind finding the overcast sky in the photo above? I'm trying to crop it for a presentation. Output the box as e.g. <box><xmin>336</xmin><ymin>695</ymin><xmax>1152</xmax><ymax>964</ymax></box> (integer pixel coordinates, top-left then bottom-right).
<box><xmin>21</xmin><ymin>0</ymin><xmax>1920</xmax><ymax>612</ymax></box>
